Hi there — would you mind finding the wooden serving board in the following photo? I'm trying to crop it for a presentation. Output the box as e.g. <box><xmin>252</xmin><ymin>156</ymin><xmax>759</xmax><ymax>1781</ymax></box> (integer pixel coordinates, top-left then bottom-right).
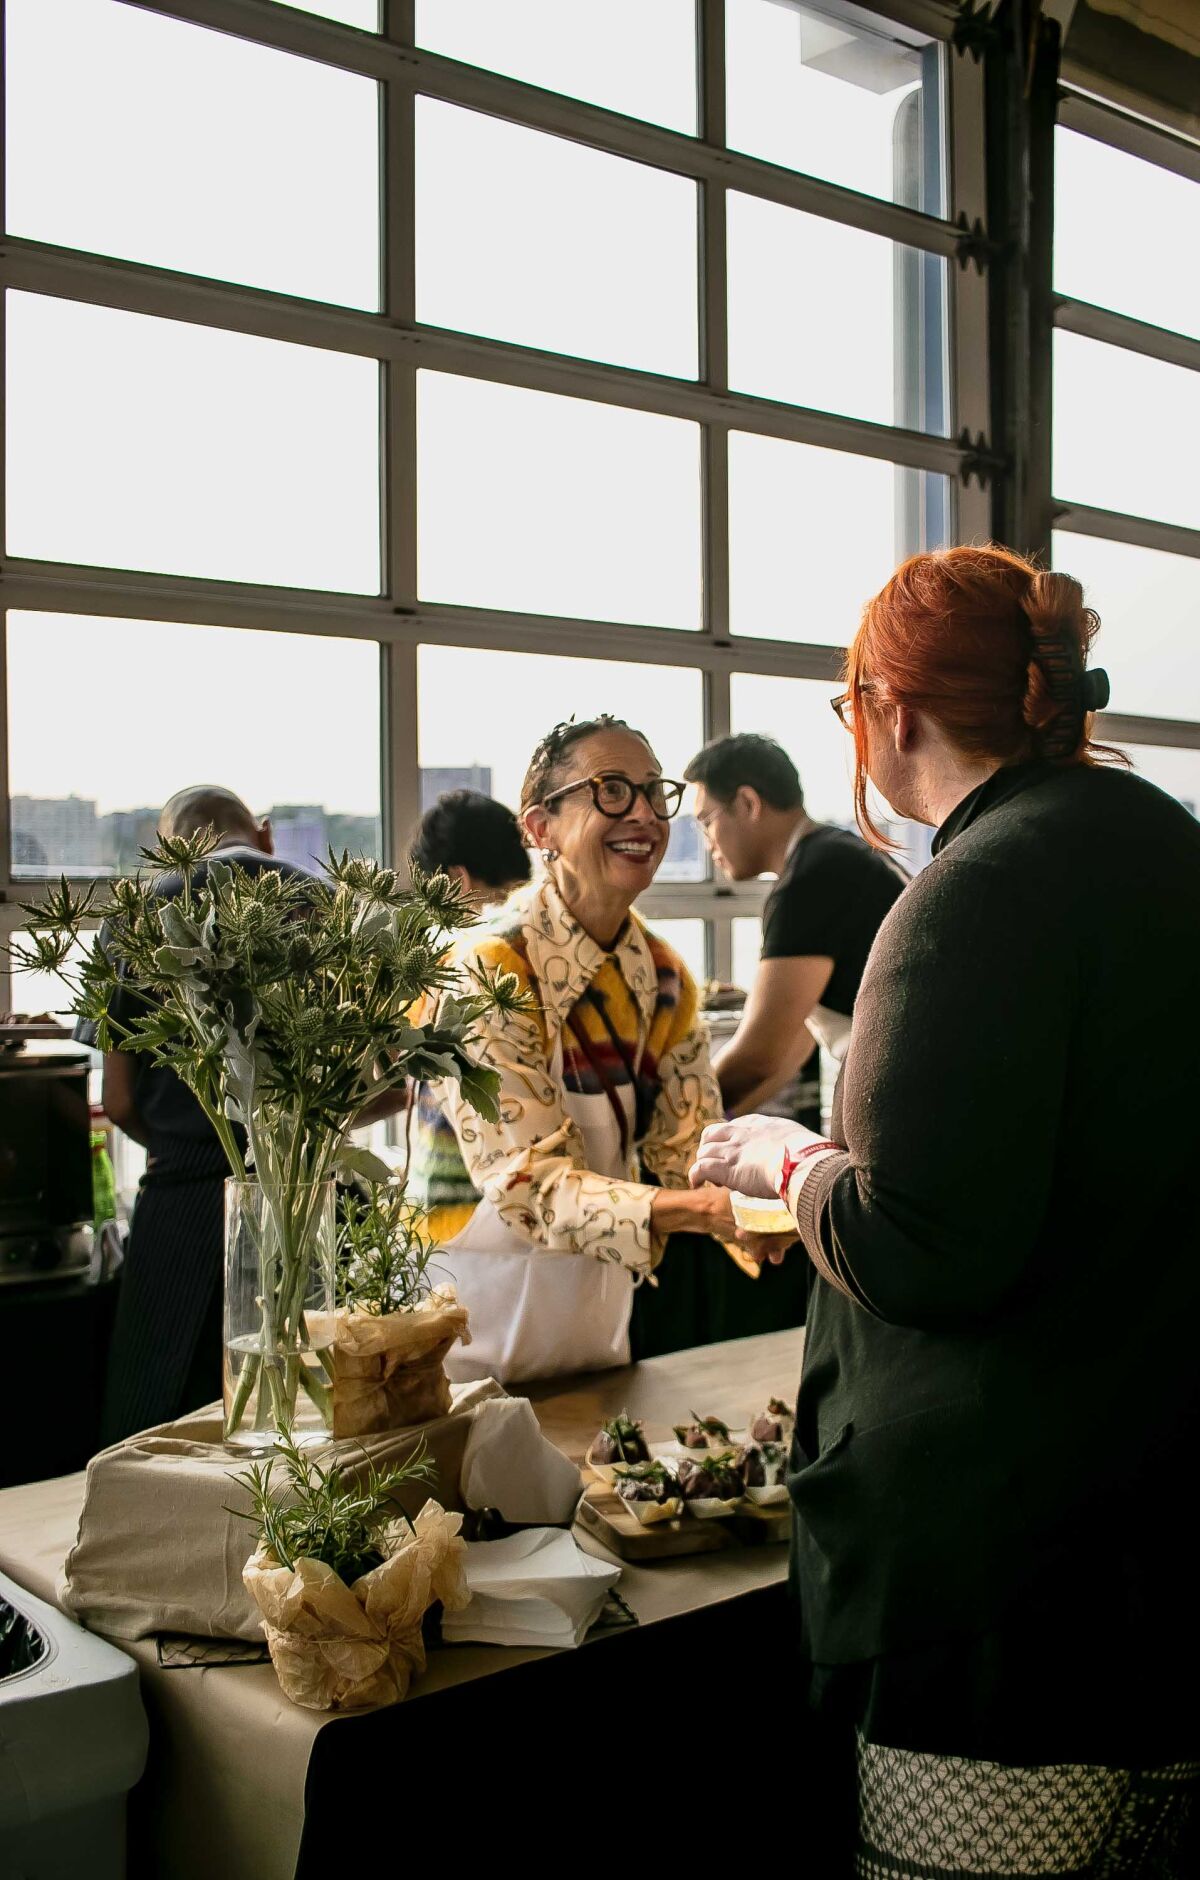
<box><xmin>576</xmin><ymin>1475</ymin><xmax>790</xmax><ymax>1562</ymax></box>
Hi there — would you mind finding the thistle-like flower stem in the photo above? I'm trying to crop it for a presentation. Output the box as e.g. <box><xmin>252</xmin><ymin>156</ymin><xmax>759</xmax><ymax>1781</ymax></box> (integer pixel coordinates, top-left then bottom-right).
<box><xmin>224</xmin><ymin>1352</ymin><xmax>261</xmax><ymax>1440</ymax></box>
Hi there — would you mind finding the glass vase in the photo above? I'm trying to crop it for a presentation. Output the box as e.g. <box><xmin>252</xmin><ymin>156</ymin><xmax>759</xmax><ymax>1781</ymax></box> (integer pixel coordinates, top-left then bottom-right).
<box><xmin>222</xmin><ymin>1177</ymin><xmax>336</xmax><ymax>1449</ymax></box>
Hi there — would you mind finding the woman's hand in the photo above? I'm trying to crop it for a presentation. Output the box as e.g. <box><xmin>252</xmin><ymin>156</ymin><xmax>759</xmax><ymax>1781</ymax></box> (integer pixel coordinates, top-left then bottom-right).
<box><xmin>689</xmin><ymin>1116</ymin><xmax>828</xmax><ymax>1200</ymax></box>
<box><xmin>734</xmin><ymin>1228</ymin><xmax>799</xmax><ymax>1269</ymax></box>
<box><xmin>650</xmin><ymin>1182</ymin><xmax>737</xmax><ymax>1240</ymax></box>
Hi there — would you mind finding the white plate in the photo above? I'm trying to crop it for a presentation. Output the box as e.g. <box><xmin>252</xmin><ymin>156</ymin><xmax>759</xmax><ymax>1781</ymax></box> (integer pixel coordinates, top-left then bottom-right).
<box><xmin>620</xmin><ymin>1495</ymin><xmax>684</xmax><ymax>1526</ymax></box>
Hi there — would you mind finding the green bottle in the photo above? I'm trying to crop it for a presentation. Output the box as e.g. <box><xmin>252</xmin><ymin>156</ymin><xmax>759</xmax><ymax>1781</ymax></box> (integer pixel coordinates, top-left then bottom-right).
<box><xmin>91</xmin><ymin>1128</ymin><xmax>118</xmax><ymax>1234</ymax></box>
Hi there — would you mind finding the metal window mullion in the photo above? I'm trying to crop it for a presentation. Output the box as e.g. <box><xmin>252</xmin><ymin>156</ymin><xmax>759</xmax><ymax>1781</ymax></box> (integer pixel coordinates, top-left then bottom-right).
<box><xmin>0</xmin><ymin>559</ymin><xmax>398</xmax><ymax>633</ymax></box>
<box><xmin>945</xmin><ymin>37</ymin><xmax>991</xmax><ymax>547</ymax></box>
<box><xmin>0</xmin><ymin>239</ymin><xmax>393</xmax><ymax>357</ymax></box>
<box><xmin>699</xmin><ymin>0</ymin><xmax>730</xmax><ymax>657</ymax></box>
<box><xmin>1051</xmin><ymin>503</ymin><xmax>1200</xmax><ymax>562</ymax></box>
<box><xmin>383</xmin><ymin>47</ymin><xmax>416</xmax><ymax>609</ymax></box>
<box><xmin>699</xmin><ymin>0</ymin><xmax>732</xmax><ymax>992</ymax></box>
<box><xmin>1057</xmin><ymin>85</ymin><xmax>1200</xmax><ymax>185</ymax></box>
<box><xmin>0</xmin><ymin>554</ymin><xmax>855</xmax><ymax>678</ymax></box>
<box><xmin>708</xmin><ymin>921</ymin><xmax>732</xmax><ymax>984</ymax></box>
<box><xmin>1</xmin><ymin>22</ymin><xmax>9</xmax><ymax>915</ymax></box>
<box><xmin>381</xmin><ymin>11</ymin><xmax>420</xmax><ymax>873</ymax></box>
<box><xmin>382</xmin><ymin>640</ymin><xmax>419</xmax><ymax>873</ymax></box>
<box><xmin>638</xmin><ymin>881</ymin><xmax>769</xmax><ymax>920</ymax></box>
<box><xmin>6</xmin><ymin>870</ymin><xmax>776</xmax><ymax>915</ymax></box>
<box><xmin>405</xmin><ymin>53</ymin><xmax>962</xmax><ymax>259</ymax></box>
<box><xmin>405</xmin><ymin>328</ymin><xmax>965</xmax><ymax>469</ymax></box>
<box><xmin>0</xmin><ymin>609</ymin><xmax>10</xmax><ymax>915</ymax></box>
<box><xmin>401</xmin><ymin>607</ymin><xmax>850</xmax><ymax>679</ymax></box>
<box><xmin>383</xmin><ymin>0</ymin><xmax>414</xmax><ymax>48</ymax></box>
<box><xmin>1097</xmin><ymin>715</ymin><xmax>1200</xmax><ymax>751</ymax></box>
<box><xmin>31</xmin><ymin>4</ymin><xmax>965</xmax><ymax>259</ymax></box>
<box><xmin>1053</xmin><ymin>297</ymin><xmax>1200</xmax><ymax>377</ymax></box>
<box><xmin>0</xmin><ymin>241</ymin><xmax>970</xmax><ymax>477</ymax></box>
<box><xmin>132</xmin><ymin>0</ymin><xmax>396</xmax><ymax>74</ymax></box>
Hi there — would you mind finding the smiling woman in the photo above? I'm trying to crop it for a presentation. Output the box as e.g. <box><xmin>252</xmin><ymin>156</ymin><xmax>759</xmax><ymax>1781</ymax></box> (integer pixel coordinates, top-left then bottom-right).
<box><xmin>521</xmin><ymin>721</ymin><xmax>685</xmax><ymax>944</ymax></box>
<box><xmin>407</xmin><ymin>714</ymin><xmax>741</xmax><ymax>1382</ymax></box>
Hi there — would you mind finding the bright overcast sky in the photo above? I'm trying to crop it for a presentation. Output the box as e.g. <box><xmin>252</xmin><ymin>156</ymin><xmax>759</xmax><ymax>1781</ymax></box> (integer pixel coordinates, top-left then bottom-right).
<box><xmin>3</xmin><ymin>0</ymin><xmax>1198</xmax><ymax>833</ymax></box>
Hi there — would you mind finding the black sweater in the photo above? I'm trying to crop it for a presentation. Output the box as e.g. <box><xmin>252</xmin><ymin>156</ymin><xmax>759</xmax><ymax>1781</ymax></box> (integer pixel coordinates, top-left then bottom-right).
<box><xmin>790</xmin><ymin>762</ymin><xmax>1200</xmax><ymax>1692</ymax></box>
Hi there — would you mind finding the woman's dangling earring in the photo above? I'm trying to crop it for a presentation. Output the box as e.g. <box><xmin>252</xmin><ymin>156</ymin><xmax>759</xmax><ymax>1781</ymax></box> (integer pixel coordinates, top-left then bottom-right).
<box><xmin>541</xmin><ymin>849</ymin><xmax>558</xmax><ymax>865</ymax></box>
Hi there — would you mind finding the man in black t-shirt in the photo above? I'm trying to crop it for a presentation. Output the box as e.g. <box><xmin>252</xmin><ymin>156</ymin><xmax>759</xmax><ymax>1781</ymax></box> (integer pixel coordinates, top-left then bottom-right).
<box><xmin>685</xmin><ymin>734</ymin><xmax>907</xmax><ymax>1119</ymax></box>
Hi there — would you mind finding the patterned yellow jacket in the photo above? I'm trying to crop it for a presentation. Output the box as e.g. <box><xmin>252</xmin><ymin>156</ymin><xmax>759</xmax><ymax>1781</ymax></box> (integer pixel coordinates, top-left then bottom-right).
<box><xmin>410</xmin><ymin>875</ymin><xmax>721</xmax><ymax>1275</ymax></box>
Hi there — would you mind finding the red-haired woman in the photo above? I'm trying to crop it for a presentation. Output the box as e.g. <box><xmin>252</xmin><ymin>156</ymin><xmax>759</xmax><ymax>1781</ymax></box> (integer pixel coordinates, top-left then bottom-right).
<box><xmin>693</xmin><ymin>546</ymin><xmax>1200</xmax><ymax>1876</ymax></box>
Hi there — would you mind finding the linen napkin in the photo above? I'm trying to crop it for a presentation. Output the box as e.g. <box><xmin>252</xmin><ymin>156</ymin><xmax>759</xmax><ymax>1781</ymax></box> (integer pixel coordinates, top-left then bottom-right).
<box><xmin>459</xmin><ymin>1397</ymin><xmax>583</xmax><ymax>1527</ymax></box>
<box><xmin>440</xmin><ymin>1528</ymin><xmax>620</xmax><ymax>1650</ymax></box>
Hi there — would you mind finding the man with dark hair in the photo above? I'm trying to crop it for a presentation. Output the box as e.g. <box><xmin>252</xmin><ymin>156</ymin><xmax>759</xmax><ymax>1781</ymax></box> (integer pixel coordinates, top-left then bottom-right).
<box><xmin>409</xmin><ymin>789</ymin><xmax>530</xmax><ymax>911</ymax></box>
<box><xmin>684</xmin><ymin>733</ymin><xmax>907</xmax><ymax>1117</ymax></box>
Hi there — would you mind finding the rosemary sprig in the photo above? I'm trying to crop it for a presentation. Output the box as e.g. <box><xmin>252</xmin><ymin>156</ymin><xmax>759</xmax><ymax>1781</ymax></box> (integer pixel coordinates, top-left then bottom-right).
<box><xmin>337</xmin><ymin>1183</ymin><xmax>442</xmax><ymax>1317</ymax></box>
<box><xmin>227</xmin><ymin>1428</ymin><xmax>437</xmax><ymax>1585</ymax></box>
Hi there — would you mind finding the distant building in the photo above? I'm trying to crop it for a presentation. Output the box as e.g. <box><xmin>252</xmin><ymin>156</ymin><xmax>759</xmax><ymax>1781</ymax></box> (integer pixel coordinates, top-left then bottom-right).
<box><xmin>99</xmin><ymin>806</ymin><xmax>159</xmax><ymax>875</ymax></box>
<box><xmin>11</xmin><ymin>795</ymin><xmax>100</xmax><ymax>874</ymax></box>
<box><xmin>326</xmin><ymin>813</ymin><xmax>380</xmax><ymax>860</ymax></box>
<box><xmin>268</xmin><ymin>805</ymin><xmax>328</xmax><ymax>871</ymax></box>
<box><xmin>11</xmin><ymin>828</ymin><xmax>47</xmax><ymax>871</ymax></box>
<box><xmin>419</xmin><ymin>766</ymin><xmax>492</xmax><ymax>811</ymax></box>
<box><xmin>658</xmin><ymin>812</ymin><xmax>705</xmax><ymax>882</ymax></box>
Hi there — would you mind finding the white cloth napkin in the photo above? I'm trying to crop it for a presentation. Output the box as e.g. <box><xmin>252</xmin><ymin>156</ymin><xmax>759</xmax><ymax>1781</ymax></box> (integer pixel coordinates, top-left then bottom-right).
<box><xmin>458</xmin><ymin>1397</ymin><xmax>583</xmax><ymax>1527</ymax></box>
<box><xmin>440</xmin><ymin>1529</ymin><xmax>621</xmax><ymax>1650</ymax></box>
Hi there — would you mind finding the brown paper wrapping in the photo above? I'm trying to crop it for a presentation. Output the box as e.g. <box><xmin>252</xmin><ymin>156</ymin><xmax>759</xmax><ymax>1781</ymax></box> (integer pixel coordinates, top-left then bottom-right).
<box><xmin>308</xmin><ymin>1285</ymin><xmax>471</xmax><ymax>1438</ymax></box>
<box><xmin>60</xmin><ymin>1380</ymin><xmax>502</xmax><ymax>1643</ymax></box>
<box><xmin>243</xmin><ymin>1499</ymin><xmax>470</xmax><ymax>1711</ymax></box>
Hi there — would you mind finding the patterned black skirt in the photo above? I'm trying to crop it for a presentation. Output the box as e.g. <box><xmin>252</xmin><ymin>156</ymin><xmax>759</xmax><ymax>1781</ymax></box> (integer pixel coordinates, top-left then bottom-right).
<box><xmin>854</xmin><ymin>1737</ymin><xmax>1198</xmax><ymax>1878</ymax></box>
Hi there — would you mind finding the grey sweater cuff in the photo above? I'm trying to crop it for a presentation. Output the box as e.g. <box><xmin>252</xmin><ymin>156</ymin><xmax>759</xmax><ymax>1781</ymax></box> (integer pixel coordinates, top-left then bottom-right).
<box><xmin>792</xmin><ymin>1150</ymin><xmax>854</xmax><ymax>1295</ymax></box>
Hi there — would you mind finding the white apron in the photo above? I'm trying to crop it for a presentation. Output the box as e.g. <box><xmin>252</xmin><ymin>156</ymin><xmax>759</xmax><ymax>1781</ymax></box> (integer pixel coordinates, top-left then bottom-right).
<box><xmin>440</xmin><ymin>1047</ymin><xmax>636</xmax><ymax>1386</ymax></box>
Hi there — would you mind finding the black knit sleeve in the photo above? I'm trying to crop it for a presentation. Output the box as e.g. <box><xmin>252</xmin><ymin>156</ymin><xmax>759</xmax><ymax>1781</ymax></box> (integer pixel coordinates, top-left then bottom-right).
<box><xmin>793</xmin><ymin>849</ymin><xmax>1075</xmax><ymax>1331</ymax></box>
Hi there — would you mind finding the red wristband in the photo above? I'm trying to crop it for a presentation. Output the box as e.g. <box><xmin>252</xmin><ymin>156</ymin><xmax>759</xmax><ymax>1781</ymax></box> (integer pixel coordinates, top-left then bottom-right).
<box><xmin>779</xmin><ymin>1140</ymin><xmax>838</xmax><ymax>1203</ymax></box>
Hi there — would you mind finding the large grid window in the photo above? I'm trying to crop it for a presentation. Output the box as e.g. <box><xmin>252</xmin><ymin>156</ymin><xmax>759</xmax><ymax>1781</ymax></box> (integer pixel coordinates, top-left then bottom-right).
<box><xmin>1051</xmin><ymin>96</ymin><xmax>1200</xmax><ymax>810</ymax></box>
<box><xmin>0</xmin><ymin>0</ymin><xmax>986</xmax><ymax>999</ymax></box>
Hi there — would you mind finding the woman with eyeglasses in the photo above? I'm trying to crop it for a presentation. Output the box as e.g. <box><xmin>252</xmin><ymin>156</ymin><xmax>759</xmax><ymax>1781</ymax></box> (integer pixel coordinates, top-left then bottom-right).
<box><xmin>691</xmin><ymin>546</ymin><xmax>1200</xmax><ymax>1875</ymax></box>
<box><xmin>409</xmin><ymin>714</ymin><xmax>739</xmax><ymax>1382</ymax></box>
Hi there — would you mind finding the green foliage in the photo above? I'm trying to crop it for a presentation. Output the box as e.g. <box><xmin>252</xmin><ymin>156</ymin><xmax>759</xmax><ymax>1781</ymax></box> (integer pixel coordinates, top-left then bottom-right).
<box><xmin>9</xmin><ymin>834</ymin><xmax>536</xmax><ymax>1441</ymax></box>
<box><xmin>228</xmin><ymin>1428</ymin><xmax>437</xmax><ymax>1585</ymax></box>
<box><xmin>699</xmin><ymin>1451</ymin><xmax>744</xmax><ymax>1497</ymax></box>
<box><xmin>612</xmin><ymin>1459</ymin><xmax>677</xmax><ymax>1489</ymax></box>
<box><xmin>599</xmin><ymin>1413</ymin><xmax>648</xmax><ymax>1462</ymax></box>
<box><xmin>337</xmin><ymin>1182</ymin><xmax>441</xmax><ymax>1317</ymax></box>
<box><xmin>8</xmin><ymin>834</ymin><xmax>530</xmax><ymax>1186</ymax></box>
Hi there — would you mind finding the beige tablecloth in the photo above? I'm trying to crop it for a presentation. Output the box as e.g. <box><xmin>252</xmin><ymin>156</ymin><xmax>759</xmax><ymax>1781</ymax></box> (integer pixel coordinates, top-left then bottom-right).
<box><xmin>0</xmin><ymin>1330</ymin><xmax>803</xmax><ymax>1880</ymax></box>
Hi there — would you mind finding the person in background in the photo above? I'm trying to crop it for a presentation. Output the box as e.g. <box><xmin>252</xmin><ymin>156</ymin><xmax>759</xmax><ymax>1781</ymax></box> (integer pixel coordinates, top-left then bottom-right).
<box><xmin>409</xmin><ymin>715</ymin><xmax>749</xmax><ymax>1382</ymax></box>
<box><xmin>80</xmin><ymin>786</ymin><xmax>315</xmax><ymax>1444</ymax></box>
<box><xmin>684</xmin><ymin>734</ymin><xmax>906</xmax><ymax>1120</ymax></box>
<box><xmin>691</xmin><ymin>547</ymin><xmax>1200</xmax><ymax>1874</ymax></box>
<box><xmin>409</xmin><ymin>788</ymin><xmax>531</xmax><ymax>913</ymax></box>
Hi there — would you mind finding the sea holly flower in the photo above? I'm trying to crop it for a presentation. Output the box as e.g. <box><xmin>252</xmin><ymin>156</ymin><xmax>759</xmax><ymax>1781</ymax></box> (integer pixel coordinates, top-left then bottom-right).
<box><xmin>4</xmin><ymin>838</ymin><xmax>514</xmax><ymax>1441</ymax></box>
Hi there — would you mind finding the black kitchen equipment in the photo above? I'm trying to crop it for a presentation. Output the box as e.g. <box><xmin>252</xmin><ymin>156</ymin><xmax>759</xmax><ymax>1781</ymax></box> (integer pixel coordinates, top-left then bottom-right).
<box><xmin>0</xmin><ymin>1043</ymin><xmax>94</xmax><ymax>1287</ymax></box>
